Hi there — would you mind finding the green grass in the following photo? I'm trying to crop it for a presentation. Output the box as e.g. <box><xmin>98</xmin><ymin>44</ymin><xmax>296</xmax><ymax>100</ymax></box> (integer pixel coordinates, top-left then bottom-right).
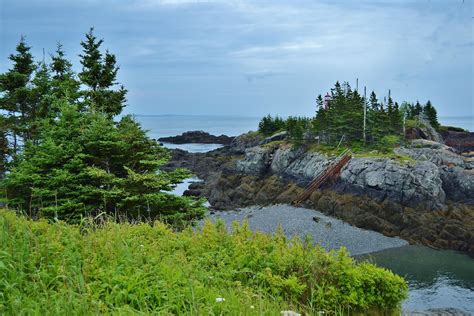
<box><xmin>437</xmin><ymin>125</ymin><xmax>468</xmax><ymax>133</ymax></box>
<box><xmin>307</xmin><ymin>142</ymin><xmax>413</xmax><ymax>163</ymax></box>
<box><xmin>261</xmin><ymin>140</ymin><xmax>287</xmax><ymax>148</ymax></box>
<box><xmin>0</xmin><ymin>209</ymin><xmax>407</xmax><ymax>315</ymax></box>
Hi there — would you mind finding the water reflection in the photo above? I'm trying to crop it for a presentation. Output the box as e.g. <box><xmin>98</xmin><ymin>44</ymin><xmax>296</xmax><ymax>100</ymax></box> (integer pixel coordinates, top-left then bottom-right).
<box><xmin>359</xmin><ymin>245</ymin><xmax>474</xmax><ymax>313</ymax></box>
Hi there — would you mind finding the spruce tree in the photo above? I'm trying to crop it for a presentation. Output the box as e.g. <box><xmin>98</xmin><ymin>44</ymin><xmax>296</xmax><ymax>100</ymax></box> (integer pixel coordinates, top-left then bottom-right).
<box><xmin>367</xmin><ymin>91</ymin><xmax>381</xmax><ymax>142</ymax></box>
<box><xmin>414</xmin><ymin>101</ymin><xmax>423</xmax><ymax>116</ymax></box>
<box><xmin>29</xmin><ymin>61</ymin><xmax>52</xmax><ymax>142</ymax></box>
<box><xmin>3</xmin><ymin>101</ymin><xmax>205</xmax><ymax>223</ymax></box>
<box><xmin>0</xmin><ymin>36</ymin><xmax>36</xmax><ymax>156</ymax></box>
<box><xmin>423</xmin><ymin>100</ymin><xmax>440</xmax><ymax>129</ymax></box>
<box><xmin>0</xmin><ymin>115</ymin><xmax>8</xmax><ymax>179</ymax></box>
<box><xmin>79</xmin><ymin>28</ymin><xmax>127</xmax><ymax>117</ymax></box>
<box><xmin>50</xmin><ymin>42</ymin><xmax>80</xmax><ymax>105</ymax></box>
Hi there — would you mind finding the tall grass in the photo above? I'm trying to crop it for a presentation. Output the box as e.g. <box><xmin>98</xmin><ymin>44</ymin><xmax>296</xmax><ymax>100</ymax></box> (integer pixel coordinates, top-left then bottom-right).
<box><xmin>0</xmin><ymin>209</ymin><xmax>407</xmax><ymax>315</ymax></box>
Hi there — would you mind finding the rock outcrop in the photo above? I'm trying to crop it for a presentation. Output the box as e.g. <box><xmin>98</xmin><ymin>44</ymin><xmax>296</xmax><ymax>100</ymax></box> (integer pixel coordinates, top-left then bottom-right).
<box><xmin>440</xmin><ymin>128</ymin><xmax>474</xmax><ymax>153</ymax></box>
<box><xmin>228</xmin><ymin>132</ymin><xmax>263</xmax><ymax>154</ymax></box>
<box><xmin>159</xmin><ymin>131</ymin><xmax>234</xmax><ymax>145</ymax></box>
<box><xmin>236</xmin><ymin>142</ymin><xmax>471</xmax><ymax>209</ymax></box>
<box><xmin>163</xmin><ymin>129</ymin><xmax>474</xmax><ymax>254</ymax></box>
<box><xmin>405</xmin><ymin>115</ymin><xmax>444</xmax><ymax>144</ymax></box>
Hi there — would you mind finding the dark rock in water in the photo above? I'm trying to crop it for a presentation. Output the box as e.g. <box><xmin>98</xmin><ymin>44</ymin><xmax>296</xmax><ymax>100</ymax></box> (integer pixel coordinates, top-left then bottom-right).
<box><xmin>312</xmin><ymin>216</ymin><xmax>320</xmax><ymax>223</ymax></box>
<box><xmin>441</xmin><ymin>129</ymin><xmax>474</xmax><ymax>153</ymax></box>
<box><xmin>159</xmin><ymin>130</ymin><xmax>234</xmax><ymax>145</ymax></box>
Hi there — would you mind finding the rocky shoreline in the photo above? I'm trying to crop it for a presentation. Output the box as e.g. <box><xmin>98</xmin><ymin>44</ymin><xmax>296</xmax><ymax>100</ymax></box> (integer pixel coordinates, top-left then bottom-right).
<box><xmin>158</xmin><ymin>130</ymin><xmax>234</xmax><ymax>145</ymax></box>
<box><xmin>163</xmin><ymin>129</ymin><xmax>474</xmax><ymax>256</ymax></box>
<box><xmin>202</xmin><ymin>204</ymin><xmax>408</xmax><ymax>256</ymax></box>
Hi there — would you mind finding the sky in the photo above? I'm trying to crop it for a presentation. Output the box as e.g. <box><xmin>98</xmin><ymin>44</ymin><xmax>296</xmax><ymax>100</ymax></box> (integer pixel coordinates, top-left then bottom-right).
<box><xmin>0</xmin><ymin>0</ymin><xmax>473</xmax><ymax>123</ymax></box>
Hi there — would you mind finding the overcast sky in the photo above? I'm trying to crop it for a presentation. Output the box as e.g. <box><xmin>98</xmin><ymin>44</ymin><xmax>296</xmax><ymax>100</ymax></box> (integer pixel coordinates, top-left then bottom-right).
<box><xmin>1</xmin><ymin>0</ymin><xmax>473</xmax><ymax>121</ymax></box>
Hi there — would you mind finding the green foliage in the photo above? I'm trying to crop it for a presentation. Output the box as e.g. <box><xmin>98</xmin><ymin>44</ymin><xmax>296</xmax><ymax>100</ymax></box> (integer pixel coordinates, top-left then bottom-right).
<box><xmin>50</xmin><ymin>42</ymin><xmax>81</xmax><ymax>106</ymax></box>
<box><xmin>0</xmin><ymin>36</ymin><xmax>36</xmax><ymax>156</ymax></box>
<box><xmin>2</xmin><ymin>103</ymin><xmax>205</xmax><ymax>225</ymax></box>
<box><xmin>0</xmin><ymin>116</ymin><xmax>8</xmax><ymax>179</ymax></box>
<box><xmin>258</xmin><ymin>114</ymin><xmax>286</xmax><ymax>136</ymax></box>
<box><xmin>0</xmin><ymin>210</ymin><xmax>408</xmax><ymax>314</ymax></box>
<box><xmin>79</xmin><ymin>28</ymin><xmax>127</xmax><ymax>117</ymax></box>
<box><xmin>423</xmin><ymin>100</ymin><xmax>439</xmax><ymax>129</ymax></box>
<box><xmin>437</xmin><ymin>125</ymin><xmax>467</xmax><ymax>133</ymax></box>
<box><xmin>258</xmin><ymin>115</ymin><xmax>311</xmax><ymax>143</ymax></box>
<box><xmin>0</xmin><ymin>30</ymin><xmax>201</xmax><ymax>226</ymax></box>
<box><xmin>377</xmin><ymin>135</ymin><xmax>401</xmax><ymax>153</ymax></box>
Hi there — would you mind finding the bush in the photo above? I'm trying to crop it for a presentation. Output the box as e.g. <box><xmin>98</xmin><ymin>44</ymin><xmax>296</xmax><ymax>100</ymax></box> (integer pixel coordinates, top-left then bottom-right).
<box><xmin>377</xmin><ymin>135</ymin><xmax>401</xmax><ymax>153</ymax></box>
<box><xmin>0</xmin><ymin>209</ymin><xmax>408</xmax><ymax>315</ymax></box>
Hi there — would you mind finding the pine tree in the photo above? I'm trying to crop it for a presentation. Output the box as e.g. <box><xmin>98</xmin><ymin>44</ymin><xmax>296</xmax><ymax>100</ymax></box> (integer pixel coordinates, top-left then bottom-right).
<box><xmin>367</xmin><ymin>91</ymin><xmax>381</xmax><ymax>142</ymax></box>
<box><xmin>423</xmin><ymin>100</ymin><xmax>439</xmax><ymax>129</ymax></box>
<box><xmin>0</xmin><ymin>115</ymin><xmax>8</xmax><ymax>179</ymax></box>
<box><xmin>0</xmin><ymin>37</ymin><xmax>37</xmax><ymax>159</ymax></box>
<box><xmin>79</xmin><ymin>28</ymin><xmax>127</xmax><ymax>117</ymax></box>
<box><xmin>386</xmin><ymin>96</ymin><xmax>396</xmax><ymax>135</ymax></box>
<box><xmin>414</xmin><ymin>101</ymin><xmax>423</xmax><ymax>117</ymax></box>
<box><xmin>50</xmin><ymin>42</ymin><xmax>80</xmax><ymax>106</ymax></box>
<box><xmin>3</xmin><ymin>101</ymin><xmax>205</xmax><ymax>224</ymax></box>
<box><xmin>29</xmin><ymin>61</ymin><xmax>53</xmax><ymax>142</ymax></box>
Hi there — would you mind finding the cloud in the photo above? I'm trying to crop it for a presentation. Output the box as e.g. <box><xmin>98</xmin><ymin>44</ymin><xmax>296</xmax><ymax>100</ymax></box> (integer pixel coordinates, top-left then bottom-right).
<box><xmin>245</xmin><ymin>71</ymin><xmax>281</xmax><ymax>82</ymax></box>
<box><xmin>231</xmin><ymin>41</ymin><xmax>324</xmax><ymax>58</ymax></box>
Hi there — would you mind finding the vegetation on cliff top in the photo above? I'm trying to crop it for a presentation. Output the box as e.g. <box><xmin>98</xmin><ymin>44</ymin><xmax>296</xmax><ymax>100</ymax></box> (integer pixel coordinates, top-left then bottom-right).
<box><xmin>0</xmin><ymin>209</ymin><xmax>408</xmax><ymax>315</ymax></box>
<box><xmin>257</xmin><ymin>81</ymin><xmax>440</xmax><ymax>152</ymax></box>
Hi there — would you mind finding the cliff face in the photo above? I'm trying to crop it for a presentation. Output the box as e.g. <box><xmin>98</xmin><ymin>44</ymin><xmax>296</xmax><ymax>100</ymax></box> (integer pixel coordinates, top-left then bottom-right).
<box><xmin>236</xmin><ymin>141</ymin><xmax>473</xmax><ymax>208</ymax></box>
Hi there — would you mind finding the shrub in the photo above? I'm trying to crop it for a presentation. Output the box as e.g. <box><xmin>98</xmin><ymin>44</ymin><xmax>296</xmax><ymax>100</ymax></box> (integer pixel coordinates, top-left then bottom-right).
<box><xmin>0</xmin><ymin>209</ymin><xmax>408</xmax><ymax>315</ymax></box>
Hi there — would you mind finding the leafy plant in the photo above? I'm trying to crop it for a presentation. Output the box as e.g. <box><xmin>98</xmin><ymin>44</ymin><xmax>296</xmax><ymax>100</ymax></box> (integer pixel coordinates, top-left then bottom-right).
<box><xmin>0</xmin><ymin>210</ymin><xmax>408</xmax><ymax>315</ymax></box>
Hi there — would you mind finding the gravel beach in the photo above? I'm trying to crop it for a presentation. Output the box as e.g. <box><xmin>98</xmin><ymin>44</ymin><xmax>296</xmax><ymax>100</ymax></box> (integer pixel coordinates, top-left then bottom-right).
<box><xmin>202</xmin><ymin>204</ymin><xmax>408</xmax><ymax>256</ymax></box>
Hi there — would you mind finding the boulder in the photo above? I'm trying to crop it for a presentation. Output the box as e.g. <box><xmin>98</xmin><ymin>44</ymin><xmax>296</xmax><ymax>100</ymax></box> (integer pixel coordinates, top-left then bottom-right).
<box><xmin>340</xmin><ymin>158</ymin><xmax>445</xmax><ymax>208</ymax></box>
<box><xmin>236</xmin><ymin>146</ymin><xmax>272</xmax><ymax>176</ymax></box>
<box><xmin>229</xmin><ymin>132</ymin><xmax>262</xmax><ymax>154</ymax></box>
<box><xmin>261</xmin><ymin>131</ymin><xmax>288</xmax><ymax>144</ymax></box>
<box><xmin>396</xmin><ymin>142</ymin><xmax>468</xmax><ymax>169</ymax></box>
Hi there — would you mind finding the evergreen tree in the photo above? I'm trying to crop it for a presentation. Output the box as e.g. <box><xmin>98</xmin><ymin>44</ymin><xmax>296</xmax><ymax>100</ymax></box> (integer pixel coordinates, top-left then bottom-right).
<box><xmin>423</xmin><ymin>100</ymin><xmax>439</xmax><ymax>129</ymax></box>
<box><xmin>29</xmin><ymin>61</ymin><xmax>52</xmax><ymax>142</ymax></box>
<box><xmin>2</xmin><ymin>102</ymin><xmax>205</xmax><ymax>224</ymax></box>
<box><xmin>367</xmin><ymin>91</ymin><xmax>380</xmax><ymax>142</ymax></box>
<box><xmin>50</xmin><ymin>42</ymin><xmax>80</xmax><ymax>106</ymax></box>
<box><xmin>386</xmin><ymin>96</ymin><xmax>396</xmax><ymax>135</ymax></box>
<box><xmin>413</xmin><ymin>101</ymin><xmax>423</xmax><ymax>117</ymax></box>
<box><xmin>0</xmin><ymin>36</ymin><xmax>36</xmax><ymax>156</ymax></box>
<box><xmin>79</xmin><ymin>28</ymin><xmax>127</xmax><ymax>117</ymax></box>
<box><xmin>0</xmin><ymin>115</ymin><xmax>8</xmax><ymax>179</ymax></box>
<box><xmin>392</xmin><ymin>102</ymin><xmax>403</xmax><ymax>134</ymax></box>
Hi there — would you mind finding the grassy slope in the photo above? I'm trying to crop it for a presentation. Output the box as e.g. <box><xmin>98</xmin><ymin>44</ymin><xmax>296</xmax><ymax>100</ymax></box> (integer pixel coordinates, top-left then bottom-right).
<box><xmin>0</xmin><ymin>209</ymin><xmax>407</xmax><ymax>315</ymax></box>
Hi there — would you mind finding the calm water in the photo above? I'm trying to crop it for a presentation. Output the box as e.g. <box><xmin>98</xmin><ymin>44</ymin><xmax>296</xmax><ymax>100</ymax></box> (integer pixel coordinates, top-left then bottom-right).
<box><xmin>439</xmin><ymin>116</ymin><xmax>473</xmax><ymax>132</ymax></box>
<box><xmin>361</xmin><ymin>246</ymin><xmax>474</xmax><ymax>313</ymax></box>
<box><xmin>134</xmin><ymin>114</ymin><xmax>261</xmax><ymax>139</ymax></box>
<box><xmin>136</xmin><ymin>114</ymin><xmax>474</xmax><ymax>313</ymax></box>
